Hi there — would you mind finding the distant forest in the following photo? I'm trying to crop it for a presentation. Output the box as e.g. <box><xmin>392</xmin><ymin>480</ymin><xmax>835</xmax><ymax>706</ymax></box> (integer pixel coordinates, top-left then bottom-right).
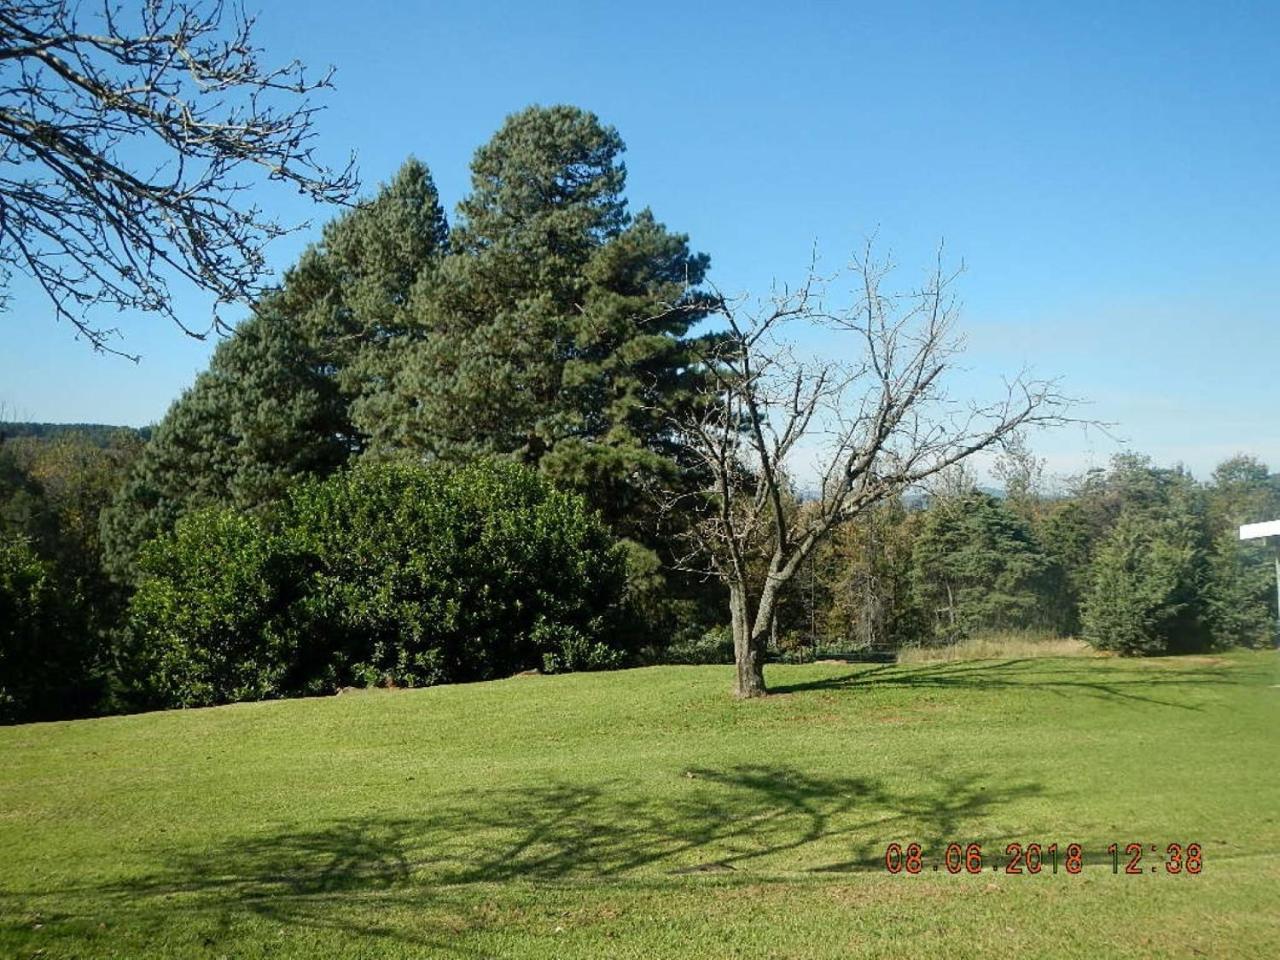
<box><xmin>0</xmin><ymin>423</ymin><xmax>151</xmax><ymax>445</ymax></box>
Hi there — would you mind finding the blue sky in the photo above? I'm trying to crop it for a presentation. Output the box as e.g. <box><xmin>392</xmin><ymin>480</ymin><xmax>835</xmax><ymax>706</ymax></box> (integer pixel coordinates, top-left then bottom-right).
<box><xmin>3</xmin><ymin>0</ymin><xmax>1277</xmax><ymax>482</ymax></box>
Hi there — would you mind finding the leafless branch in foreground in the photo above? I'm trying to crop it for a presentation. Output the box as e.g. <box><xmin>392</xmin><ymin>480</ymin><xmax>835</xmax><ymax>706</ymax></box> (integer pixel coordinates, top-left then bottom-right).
<box><xmin>0</xmin><ymin>0</ymin><xmax>359</xmax><ymax>357</ymax></box>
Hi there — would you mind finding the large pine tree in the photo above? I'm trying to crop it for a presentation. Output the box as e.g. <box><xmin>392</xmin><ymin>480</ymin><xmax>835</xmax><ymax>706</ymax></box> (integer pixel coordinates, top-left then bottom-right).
<box><xmin>368</xmin><ymin>106</ymin><xmax>714</xmax><ymax>540</ymax></box>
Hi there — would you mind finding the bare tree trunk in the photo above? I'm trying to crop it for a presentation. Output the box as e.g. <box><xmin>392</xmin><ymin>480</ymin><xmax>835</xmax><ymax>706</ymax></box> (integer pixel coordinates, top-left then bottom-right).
<box><xmin>730</xmin><ymin>580</ymin><xmax>767</xmax><ymax>698</ymax></box>
<box><xmin>666</xmin><ymin>244</ymin><xmax>1074</xmax><ymax>698</ymax></box>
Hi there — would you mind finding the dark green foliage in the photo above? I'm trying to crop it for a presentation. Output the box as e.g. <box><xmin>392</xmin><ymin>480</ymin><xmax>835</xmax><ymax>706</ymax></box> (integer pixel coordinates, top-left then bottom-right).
<box><xmin>369</xmin><ymin>106</ymin><xmax>632</xmax><ymax>459</ymax></box>
<box><xmin>101</xmin><ymin>161</ymin><xmax>449</xmax><ymax>579</ymax></box>
<box><xmin>611</xmin><ymin>536</ymin><xmax>703</xmax><ymax>654</ymax></box>
<box><xmin>0</xmin><ymin>431</ymin><xmax>142</xmax><ymax>721</ymax></box>
<box><xmin>911</xmin><ymin>491</ymin><xmax>1056</xmax><ymax>642</ymax></box>
<box><xmin>282</xmin><ymin>458</ymin><xmax>627</xmax><ymax>686</ymax></box>
<box><xmin>1202</xmin><ymin>455</ymin><xmax>1280</xmax><ymax>648</ymax></box>
<box><xmin>293</xmin><ymin>158</ymin><xmax>450</xmax><ymax>432</ymax></box>
<box><xmin>1034</xmin><ymin>499</ymin><xmax>1098</xmax><ymax>635</ymax></box>
<box><xmin>1076</xmin><ymin>454</ymin><xmax>1207</xmax><ymax>535</ymax></box>
<box><xmin>120</xmin><ymin>510</ymin><xmax>298</xmax><ymax>709</ymax></box>
<box><xmin>374</xmin><ymin>107</ymin><xmax>713</xmax><ymax>539</ymax></box>
<box><xmin>1081</xmin><ymin>509</ymin><xmax>1209</xmax><ymax>655</ymax></box>
<box><xmin>536</xmin><ymin>209</ymin><xmax>716</xmax><ymax>537</ymax></box>
<box><xmin>121</xmin><ymin>460</ymin><xmax>628</xmax><ymax>709</ymax></box>
<box><xmin>1034</xmin><ymin>452</ymin><xmax>1280</xmax><ymax>655</ymax></box>
<box><xmin>103</xmin><ymin>299</ymin><xmax>354</xmax><ymax>574</ymax></box>
<box><xmin>1203</xmin><ymin>531</ymin><xmax>1275</xmax><ymax>648</ymax></box>
<box><xmin>0</xmin><ymin>537</ymin><xmax>71</xmax><ymax>722</ymax></box>
<box><xmin>1075</xmin><ymin>455</ymin><xmax>1221</xmax><ymax>656</ymax></box>
<box><xmin>99</xmin><ymin>367</ymin><xmax>244</xmax><ymax>580</ymax></box>
<box><xmin>0</xmin><ymin>531</ymin><xmax>103</xmax><ymax>723</ymax></box>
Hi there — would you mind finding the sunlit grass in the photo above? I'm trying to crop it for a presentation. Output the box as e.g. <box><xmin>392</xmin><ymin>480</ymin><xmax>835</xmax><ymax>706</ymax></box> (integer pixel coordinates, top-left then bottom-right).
<box><xmin>0</xmin><ymin>651</ymin><xmax>1275</xmax><ymax>958</ymax></box>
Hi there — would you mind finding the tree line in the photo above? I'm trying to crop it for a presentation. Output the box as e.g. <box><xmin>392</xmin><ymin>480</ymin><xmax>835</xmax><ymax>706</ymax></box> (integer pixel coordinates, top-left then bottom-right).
<box><xmin>2</xmin><ymin>105</ymin><xmax>1276</xmax><ymax>722</ymax></box>
<box><xmin>761</xmin><ymin>451</ymin><xmax>1278</xmax><ymax>660</ymax></box>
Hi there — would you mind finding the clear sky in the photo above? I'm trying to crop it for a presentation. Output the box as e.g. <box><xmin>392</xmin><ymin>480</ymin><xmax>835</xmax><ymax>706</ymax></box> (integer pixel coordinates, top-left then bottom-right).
<box><xmin>3</xmin><ymin>0</ymin><xmax>1277</xmax><ymax>482</ymax></box>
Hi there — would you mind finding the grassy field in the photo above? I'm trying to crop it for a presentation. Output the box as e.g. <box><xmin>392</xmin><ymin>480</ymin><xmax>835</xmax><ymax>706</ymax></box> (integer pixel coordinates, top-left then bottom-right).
<box><xmin>1</xmin><ymin>650</ymin><xmax>1276</xmax><ymax>959</ymax></box>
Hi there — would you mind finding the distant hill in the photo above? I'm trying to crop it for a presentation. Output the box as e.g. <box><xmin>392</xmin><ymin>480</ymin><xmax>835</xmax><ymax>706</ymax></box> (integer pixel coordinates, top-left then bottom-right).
<box><xmin>0</xmin><ymin>422</ymin><xmax>151</xmax><ymax>445</ymax></box>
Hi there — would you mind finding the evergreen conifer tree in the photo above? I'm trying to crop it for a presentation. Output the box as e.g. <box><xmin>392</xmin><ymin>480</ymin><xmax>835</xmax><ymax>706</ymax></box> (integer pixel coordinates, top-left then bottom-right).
<box><xmin>371</xmin><ymin>106</ymin><xmax>713</xmax><ymax>540</ymax></box>
<box><xmin>102</xmin><ymin>161</ymin><xmax>448</xmax><ymax>576</ymax></box>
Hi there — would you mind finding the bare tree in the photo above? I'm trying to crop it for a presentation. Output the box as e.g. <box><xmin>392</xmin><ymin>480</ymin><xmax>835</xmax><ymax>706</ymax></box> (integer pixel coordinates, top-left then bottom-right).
<box><xmin>992</xmin><ymin>427</ymin><xmax>1047</xmax><ymax>519</ymax></box>
<box><xmin>0</xmin><ymin>0</ymin><xmax>358</xmax><ymax>356</ymax></box>
<box><xmin>667</xmin><ymin>244</ymin><xmax>1075</xmax><ymax>698</ymax></box>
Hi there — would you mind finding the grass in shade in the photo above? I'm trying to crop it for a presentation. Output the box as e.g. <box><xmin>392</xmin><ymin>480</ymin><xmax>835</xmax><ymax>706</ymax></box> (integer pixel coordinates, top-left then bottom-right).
<box><xmin>1</xmin><ymin>649</ymin><xmax>1276</xmax><ymax>958</ymax></box>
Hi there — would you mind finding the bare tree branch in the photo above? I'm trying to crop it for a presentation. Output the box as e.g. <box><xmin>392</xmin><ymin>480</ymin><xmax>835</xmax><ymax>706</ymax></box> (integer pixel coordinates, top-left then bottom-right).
<box><xmin>0</xmin><ymin>0</ymin><xmax>358</xmax><ymax>357</ymax></box>
<box><xmin>662</xmin><ymin>242</ymin><xmax>1083</xmax><ymax>698</ymax></box>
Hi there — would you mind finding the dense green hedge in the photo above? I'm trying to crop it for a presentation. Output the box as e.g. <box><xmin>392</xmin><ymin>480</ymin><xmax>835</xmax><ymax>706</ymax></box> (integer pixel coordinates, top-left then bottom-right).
<box><xmin>120</xmin><ymin>510</ymin><xmax>298</xmax><ymax>709</ymax></box>
<box><xmin>121</xmin><ymin>459</ymin><xmax>628</xmax><ymax>709</ymax></box>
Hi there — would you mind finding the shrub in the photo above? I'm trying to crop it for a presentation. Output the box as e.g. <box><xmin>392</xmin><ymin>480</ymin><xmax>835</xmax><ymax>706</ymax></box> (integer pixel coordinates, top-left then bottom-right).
<box><xmin>121</xmin><ymin>459</ymin><xmax>629</xmax><ymax>708</ymax></box>
<box><xmin>121</xmin><ymin>509</ymin><xmax>298</xmax><ymax>708</ymax></box>
<box><xmin>662</xmin><ymin>624</ymin><xmax>735</xmax><ymax>665</ymax></box>
<box><xmin>282</xmin><ymin>458</ymin><xmax>628</xmax><ymax>687</ymax></box>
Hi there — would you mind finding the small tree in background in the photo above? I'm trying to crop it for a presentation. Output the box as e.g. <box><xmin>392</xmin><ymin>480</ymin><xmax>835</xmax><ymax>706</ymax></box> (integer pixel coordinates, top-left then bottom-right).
<box><xmin>1204</xmin><ymin>533</ymin><xmax>1276</xmax><ymax>649</ymax></box>
<box><xmin>993</xmin><ymin>428</ymin><xmax>1047</xmax><ymax>523</ymax></box>
<box><xmin>816</xmin><ymin>499</ymin><xmax>923</xmax><ymax>652</ymax></box>
<box><xmin>1203</xmin><ymin>455</ymin><xmax>1279</xmax><ymax>647</ymax></box>
<box><xmin>0</xmin><ymin>536</ymin><xmax>70</xmax><ymax>722</ymax></box>
<box><xmin>911</xmin><ymin>490</ymin><xmax>1056</xmax><ymax>643</ymax></box>
<box><xmin>2</xmin><ymin>429</ymin><xmax>142</xmax><ymax>581</ymax></box>
<box><xmin>1081</xmin><ymin>509</ymin><xmax>1208</xmax><ymax>656</ymax></box>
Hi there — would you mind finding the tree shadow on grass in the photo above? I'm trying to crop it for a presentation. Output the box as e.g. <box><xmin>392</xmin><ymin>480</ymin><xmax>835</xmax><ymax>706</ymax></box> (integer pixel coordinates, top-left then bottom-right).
<box><xmin>438</xmin><ymin>766</ymin><xmax>1037</xmax><ymax>883</ymax></box>
<box><xmin>769</xmin><ymin>656</ymin><xmax>1248</xmax><ymax>709</ymax></box>
<box><xmin>0</xmin><ymin>765</ymin><xmax>1041</xmax><ymax>954</ymax></box>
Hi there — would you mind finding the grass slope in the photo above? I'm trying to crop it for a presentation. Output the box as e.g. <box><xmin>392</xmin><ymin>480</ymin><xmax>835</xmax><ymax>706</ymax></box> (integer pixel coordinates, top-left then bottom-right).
<box><xmin>1</xmin><ymin>652</ymin><xmax>1277</xmax><ymax>958</ymax></box>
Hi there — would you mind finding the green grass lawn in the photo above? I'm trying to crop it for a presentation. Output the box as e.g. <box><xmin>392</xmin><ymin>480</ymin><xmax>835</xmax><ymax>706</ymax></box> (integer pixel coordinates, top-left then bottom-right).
<box><xmin>1</xmin><ymin>651</ymin><xmax>1277</xmax><ymax>958</ymax></box>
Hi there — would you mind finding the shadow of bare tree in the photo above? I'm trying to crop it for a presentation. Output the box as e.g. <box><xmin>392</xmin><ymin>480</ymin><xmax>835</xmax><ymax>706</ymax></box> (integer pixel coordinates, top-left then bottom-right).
<box><xmin>768</xmin><ymin>656</ymin><xmax>1249</xmax><ymax>710</ymax></box>
<box><xmin>0</xmin><ymin>764</ymin><xmax>1043</xmax><ymax>952</ymax></box>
